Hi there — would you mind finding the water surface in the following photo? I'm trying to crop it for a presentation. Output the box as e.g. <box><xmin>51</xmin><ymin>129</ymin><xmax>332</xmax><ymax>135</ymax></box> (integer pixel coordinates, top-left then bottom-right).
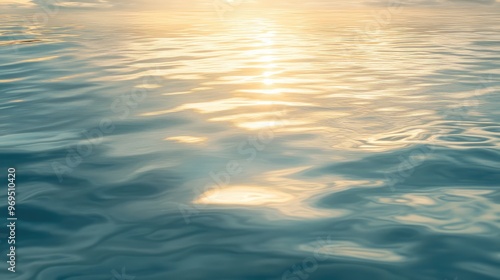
<box><xmin>1</xmin><ymin>8</ymin><xmax>500</xmax><ymax>280</ymax></box>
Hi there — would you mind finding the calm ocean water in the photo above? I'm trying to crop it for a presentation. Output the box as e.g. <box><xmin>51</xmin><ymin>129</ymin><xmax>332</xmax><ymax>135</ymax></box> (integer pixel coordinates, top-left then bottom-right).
<box><xmin>1</xmin><ymin>7</ymin><xmax>500</xmax><ymax>280</ymax></box>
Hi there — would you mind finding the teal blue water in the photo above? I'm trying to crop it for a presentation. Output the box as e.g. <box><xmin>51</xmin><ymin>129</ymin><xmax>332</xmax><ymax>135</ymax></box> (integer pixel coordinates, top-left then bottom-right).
<box><xmin>1</xmin><ymin>7</ymin><xmax>500</xmax><ymax>280</ymax></box>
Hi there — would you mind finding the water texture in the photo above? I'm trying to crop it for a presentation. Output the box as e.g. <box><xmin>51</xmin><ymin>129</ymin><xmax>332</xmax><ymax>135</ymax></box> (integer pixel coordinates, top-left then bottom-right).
<box><xmin>0</xmin><ymin>7</ymin><xmax>499</xmax><ymax>280</ymax></box>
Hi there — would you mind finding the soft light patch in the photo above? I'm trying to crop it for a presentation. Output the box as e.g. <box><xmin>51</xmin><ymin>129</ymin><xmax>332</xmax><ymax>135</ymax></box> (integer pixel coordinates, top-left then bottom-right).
<box><xmin>165</xmin><ymin>136</ymin><xmax>207</xmax><ymax>144</ymax></box>
<box><xmin>300</xmin><ymin>241</ymin><xmax>406</xmax><ymax>263</ymax></box>
<box><xmin>194</xmin><ymin>186</ymin><xmax>293</xmax><ymax>206</ymax></box>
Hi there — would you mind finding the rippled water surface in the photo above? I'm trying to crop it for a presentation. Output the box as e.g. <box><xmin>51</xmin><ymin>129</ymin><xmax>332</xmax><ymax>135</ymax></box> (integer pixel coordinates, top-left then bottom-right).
<box><xmin>1</xmin><ymin>8</ymin><xmax>500</xmax><ymax>280</ymax></box>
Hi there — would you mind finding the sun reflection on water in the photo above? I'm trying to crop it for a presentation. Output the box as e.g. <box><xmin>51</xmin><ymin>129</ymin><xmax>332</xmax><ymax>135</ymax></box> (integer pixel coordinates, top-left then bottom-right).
<box><xmin>118</xmin><ymin>11</ymin><xmax>500</xmax><ymax>221</ymax></box>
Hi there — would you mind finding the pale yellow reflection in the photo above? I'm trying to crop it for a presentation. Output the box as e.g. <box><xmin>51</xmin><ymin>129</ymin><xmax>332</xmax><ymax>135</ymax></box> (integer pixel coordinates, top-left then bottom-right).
<box><xmin>194</xmin><ymin>186</ymin><xmax>293</xmax><ymax>206</ymax></box>
<box><xmin>263</xmin><ymin>78</ymin><xmax>274</xmax><ymax>85</ymax></box>
<box><xmin>136</xmin><ymin>83</ymin><xmax>162</xmax><ymax>89</ymax></box>
<box><xmin>194</xmin><ymin>184</ymin><xmax>345</xmax><ymax>219</ymax></box>
<box><xmin>238</xmin><ymin>88</ymin><xmax>282</xmax><ymax>95</ymax></box>
<box><xmin>0</xmin><ymin>78</ymin><xmax>24</xmax><ymax>83</ymax></box>
<box><xmin>193</xmin><ymin>167</ymin><xmax>349</xmax><ymax>219</ymax></box>
<box><xmin>237</xmin><ymin>87</ymin><xmax>320</xmax><ymax>95</ymax></box>
<box><xmin>165</xmin><ymin>136</ymin><xmax>207</xmax><ymax>144</ymax></box>
<box><xmin>140</xmin><ymin>98</ymin><xmax>310</xmax><ymax>116</ymax></box>
<box><xmin>378</xmin><ymin>194</ymin><xmax>436</xmax><ymax>206</ymax></box>
<box><xmin>237</xmin><ymin>120</ymin><xmax>307</xmax><ymax>130</ymax></box>
<box><xmin>300</xmin><ymin>241</ymin><xmax>406</xmax><ymax>263</ymax></box>
<box><xmin>19</xmin><ymin>55</ymin><xmax>59</xmax><ymax>63</ymax></box>
<box><xmin>162</xmin><ymin>91</ymin><xmax>191</xmax><ymax>96</ymax></box>
<box><xmin>192</xmin><ymin>87</ymin><xmax>212</xmax><ymax>91</ymax></box>
<box><xmin>1</xmin><ymin>0</ymin><xmax>35</xmax><ymax>8</ymax></box>
<box><xmin>48</xmin><ymin>73</ymin><xmax>89</xmax><ymax>82</ymax></box>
